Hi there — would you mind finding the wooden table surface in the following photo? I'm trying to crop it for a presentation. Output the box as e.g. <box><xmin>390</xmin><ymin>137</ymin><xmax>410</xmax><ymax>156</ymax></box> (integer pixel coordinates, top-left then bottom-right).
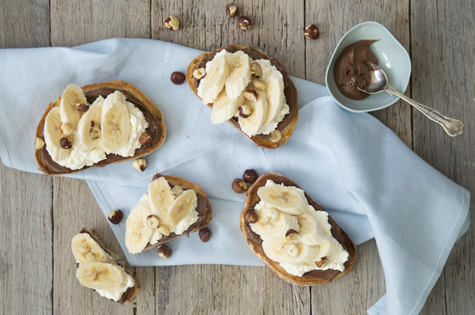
<box><xmin>1</xmin><ymin>0</ymin><xmax>473</xmax><ymax>314</ymax></box>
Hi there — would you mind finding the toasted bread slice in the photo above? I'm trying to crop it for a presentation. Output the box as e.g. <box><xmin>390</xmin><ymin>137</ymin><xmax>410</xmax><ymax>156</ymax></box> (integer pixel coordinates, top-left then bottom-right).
<box><xmin>35</xmin><ymin>80</ymin><xmax>166</xmax><ymax>175</ymax></box>
<box><xmin>186</xmin><ymin>45</ymin><xmax>299</xmax><ymax>149</ymax></box>
<box><xmin>240</xmin><ymin>172</ymin><xmax>357</xmax><ymax>286</ymax></box>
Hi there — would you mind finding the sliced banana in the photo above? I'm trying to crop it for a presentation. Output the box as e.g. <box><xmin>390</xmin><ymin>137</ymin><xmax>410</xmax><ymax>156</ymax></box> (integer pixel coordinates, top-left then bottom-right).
<box><xmin>125</xmin><ymin>195</ymin><xmax>154</xmax><ymax>254</ymax></box>
<box><xmin>73</xmin><ymin>96</ymin><xmax>104</xmax><ymax>153</ymax></box>
<box><xmin>44</xmin><ymin>107</ymin><xmax>71</xmax><ymax>164</ymax></box>
<box><xmin>306</xmin><ymin>206</ymin><xmax>332</xmax><ymax>235</ymax></box>
<box><xmin>225</xmin><ymin>51</ymin><xmax>252</xmax><ymax>100</ymax></box>
<box><xmin>101</xmin><ymin>91</ymin><xmax>131</xmax><ymax>154</ymax></box>
<box><xmin>60</xmin><ymin>84</ymin><xmax>87</xmax><ymax>129</ymax></box>
<box><xmin>76</xmin><ymin>262</ymin><xmax>129</xmax><ymax>291</ymax></box>
<box><xmin>262</xmin><ymin>239</ymin><xmax>319</xmax><ymax>264</ymax></box>
<box><xmin>168</xmin><ymin>189</ymin><xmax>197</xmax><ymax>226</ymax></box>
<box><xmin>238</xmin><ymin>89</ymin><xmax>268</xmax><ymax>136</ymax></box>
<box><xmin>257</xmin><ymin>180</ymin><xmax>308</xmax><ymax>216</ymax></box>
<box><xmin>211</xmin><ymin>89</ymin><xmax>245</xmax><ymax>124</ymax></box>
<box><xmin>148</xmin><ymin>177</ymin><xmax>175</xmax><ymax>229</ymax></box>
<box><xmin>71</xmin><ymin>233</ymin><xmax>110</xmax><ymax>265</ymax></box>
<box><xmin>259</xmin><ymin>71</ymin><xmax>285</xmax><ymax>126</ymax></box>
<box><xmin>250</xmin><ymin>206</ymin><xmax>299</xmax><ymax>240</ymax></box>
<box><xmin>297</xmin><ymin>212</ymin><xmax>324</xmax><ymax>246</ymax></box>
<box><xmin>198</xmin><ymin>50</ymin><xmax>230</xmax><ymax>105</ymax></box>
<box><xmin>314</xmin><ymin>234</ymin><xmax>349</xmax><ymax>271</ymax></box>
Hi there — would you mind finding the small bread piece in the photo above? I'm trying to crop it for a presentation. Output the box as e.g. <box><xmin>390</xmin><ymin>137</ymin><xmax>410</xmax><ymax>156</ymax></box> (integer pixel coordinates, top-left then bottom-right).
<box><xmin>35</xmin><ymin>80</ymin><xmax>167</xmax><ymax>175</ymax></box>
<box><xmin>186</xmin><ymin>45</ymin><xmax>299</xmax><ymax>149</ymax></box>
<box><xmin>240</xmin><ymin>172</ymin><xmax>357</xmax><ymax>286</ymax></box>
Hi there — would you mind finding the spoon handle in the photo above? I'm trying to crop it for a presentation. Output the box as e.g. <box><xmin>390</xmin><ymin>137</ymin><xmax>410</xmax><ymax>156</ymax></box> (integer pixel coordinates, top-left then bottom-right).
<box><xmin>386</xmin><ymin>85</ymin><xmax>464</xmax><ymax>137</ymax></box>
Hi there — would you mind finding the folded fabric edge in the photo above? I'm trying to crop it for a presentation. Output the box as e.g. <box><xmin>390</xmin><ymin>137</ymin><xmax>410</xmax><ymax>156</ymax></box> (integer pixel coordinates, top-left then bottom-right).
<box><xmin>0</xmin><ymin>128</ymin><xmax>12</xmax><ymax>168</ymax></box>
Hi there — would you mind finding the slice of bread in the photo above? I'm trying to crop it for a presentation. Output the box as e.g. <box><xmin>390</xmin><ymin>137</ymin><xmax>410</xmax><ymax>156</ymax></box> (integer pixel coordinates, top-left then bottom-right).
<box><xmin>240</xmin><ymin>172</ymin><xmax>357</xmax><ymax>286</ymax></box>
<box><xmin>186</xmin><ymin>45</ymin><xmax>299</xmax><ymax>149</ymax></box>
<box><xmin>35</xmin><ymin>80</ymin><xmax>166</xmax><ymax>175</ymax></box>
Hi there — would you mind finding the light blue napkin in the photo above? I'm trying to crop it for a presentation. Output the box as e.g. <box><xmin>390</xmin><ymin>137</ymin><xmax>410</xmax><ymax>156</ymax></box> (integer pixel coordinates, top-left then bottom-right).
<box><xmin>0</xmin><ymin>38</ymin><xmax>469</xmax><ymax>315</ymax></box>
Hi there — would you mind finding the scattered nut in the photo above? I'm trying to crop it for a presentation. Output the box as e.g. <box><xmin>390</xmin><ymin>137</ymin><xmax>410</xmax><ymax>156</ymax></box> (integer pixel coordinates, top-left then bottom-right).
<box><xmin>304</xmin><ymin>24</ymin><xmax>319</xmax><ymax>40</ymax></box>
<box><xmin>193</xmin><ymin>68</ymin><xmax>206</xmax><ymax>80</ymax></box>
<box><xmin>244</xmin><ymin>90</ymin><xmax>258</xmax><ymax>102</ymax></box>
<box><xmin>232</xmin><ymin>178</ymin><xmax>248</xmax><ymax>193</ymax></box>
<box><xmin>90</xmin><ymin>126</ymin><xmax>101</xmax><ymax>140</ymax></box>
<box><xmin>133</xmin><ymin>158</ymin><xmax>147</xmax><ymax>172</ymax></box>
<box><xmin>35</xmin><ymin>137</ymin><xmax>45</xmax><ymax>150</ymax></box>
<box><xmin>108</xmin><ymin>209</ymin><xmax>124</xmax><ymax>224</ymax></box>
<box><xmin>59</xmin><ymin>137</ymin><xmax>72</xmax><ymax>149</ymax></box>
<box><xmin>237</xmin><ymin>16</ymin><xmax>252</xmax><ymax>31</ymax></box>
<box><xmin>251</xmin><ymin>62</ymin><xmax>262</xmax><ymax>78</ymax></box>
<box><xmin>315</xmin><ymin>257</ymin><xmax>327</xmax><ymax>268</ymax></box>
<box><xmin>171</xmin><ymin>185</ymin><xmax>184</xmax><ymax>197</ymax></box>
<box><xmin>243</xmin><ymin>169</ymin><xmax>258</xmax><ymax>183</ymax></box>
<box><xmin>61</xmin><ymin>122</ymin><xmax>74</xmax><ymax>136</ymax></box>
<box><xmin>146</xmin><ymin>215</ymin><xmax>160</xmax><ymax>229</ymax></box>
<box><xmin>158</xmin><ymin>225</ymin><xmax>170</xmax><ymax>236</ymax></box>
<box><xmin>199</xmin><ymin>228</ymin><xmax>212</xmax><ymax>242</ymax></box>
<box><xmin>157</xmin><ymin>244</ymin><xmax>172</xmax><ymax>258</ymax></box>
<box><xmin>285</xmin><ymin>229</ymin><xmax>300</xmax><ymax>241</ymax></box>
<box><xmin>238</xmin><ymin>105</ymin><xmax>252</xmax><ymax>118</ymax></box>
<box><xmin>139</xmin><ymin>132</ymin><xmax>152</xmax><ymax>146</ymax></box>
<box><xmin>225</xmin><ymin>3</ymin><xmax>239</xmax><ymax>18</ymax></box>
<box><xmin>269</xmin><ymin>130</ymin><xmax>282</xmax><ymax>143</ymax></box>
<box><xmin>253</xmin><ymin>80</ymin><xmax>266</xmax><ymax>90</ymax></box>
<box><xmin>170</xmin><ymin>71</ymin><xmax>186</xmax><ymax>85</ymax></box>
<box><xmin>165</xmin><ymin>16</ymin><xmax>180</xmax><ymax>31</ymax></box>
<box><xmin>244</xmin><ymin>209</ymin><xmax>258</xmax><ymax>224</ymax></box>
<box><xmin>76</xmin><ymin>103</ymin><xmax>89</xmax><ymax>112</ymax></box>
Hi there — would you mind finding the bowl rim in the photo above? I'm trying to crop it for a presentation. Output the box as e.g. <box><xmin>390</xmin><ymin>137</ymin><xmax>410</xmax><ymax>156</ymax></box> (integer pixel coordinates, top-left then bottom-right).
<box><xmin>325</xmin><ymin>21</ymin><xmax>412</xmax><ymax>113</ymax></box>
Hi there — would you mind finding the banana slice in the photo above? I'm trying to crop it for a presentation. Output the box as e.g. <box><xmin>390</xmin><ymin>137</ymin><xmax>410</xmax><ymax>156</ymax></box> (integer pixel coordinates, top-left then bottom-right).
<box><xmin>76</xmin><ymin>262</ymin><xmax>129</xmax><ymax>291</ymax></box>
<box><xmin>60</xmin><ymin>84</ymin><xmax>87</xmax><ymax>129</ymax></box>
<box><xmin>225</xmin><ymin>51</ymin><xmax>252</xmax><ymax>100</ymax></box>
<box><xmin>168</xmin><ymin>189</ymin><xmax>197</xmax><ymax>226</ymax></box>
<box><xmin>259</xmin><ymin>71</ymin><xmax>285</xmax><ymax>126</ymax></box>
<box><xmin>257</xmin><ymin>180</ymin><xmax>308</xmax><ymax>216</ymax></box>
<box><xmin>297</xmin><ymin>212</ymin><xmax>324</xmax><ymax>246</ymax></box>
<box><xmin>148</xmin><ymin>177</ymin><xmax>175</xmax><ymax>229</ymax></box>
<box><xmin>211</xmin><ymin>89</ymin><xmax>245</xmax><ymax>124</ymax></box>
<box><xmin>306</xmin><ymin>206</ymin><xmax>332</xmax><ymax>235</ymax></box>
<box><xmin>314</xmin><ymin>234</ymin><xmax>349</xmax><ymax>271</ymax></box>
<box><xmin>238</xmin><ymin>89</ymin><xmax>268</xmax><ymax>136</ymax></box>
<box><xmin>125</xmin><ymin>195</ymin><xmax>154</xmax><ymax>254</ymax></box>
<box><xmin>73</xmin><ymin>96</ymin><xmax>104</xmax><ymax>153</ymax></box>
<box><xmin>71</xmin><ymin>233</ymin><xmax>110</xmax><ymax>265</ymax></box>
<box><xmin>250</xmin><ymin>206</ymin><xmax>299</xmax><ymax>240</ymax></box>
<box><xmin>44</xmin><ymin>107</ymin><xmax>71</xmax><ymax>164</ymax></box>
<box><xmin>198</xmin><ymin>50</ymin><xmax>230</xmax><ymax>105</ymax></box>
<box><xmin>101</xmin><ymin>91</ymin><xmax>131</xmax><ymax>154</ymax></box>
<box><xmin>262</xmin><ymin>239</ymin><xmax>319</xmax><ymax>264</ymax></box>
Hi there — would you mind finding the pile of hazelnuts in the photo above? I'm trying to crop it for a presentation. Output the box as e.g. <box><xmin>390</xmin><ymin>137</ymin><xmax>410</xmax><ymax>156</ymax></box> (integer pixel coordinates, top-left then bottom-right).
<box><xmin>232</xmin><ymin>169</ymin><xmax>259</xmax><ymax>194</ymax></box>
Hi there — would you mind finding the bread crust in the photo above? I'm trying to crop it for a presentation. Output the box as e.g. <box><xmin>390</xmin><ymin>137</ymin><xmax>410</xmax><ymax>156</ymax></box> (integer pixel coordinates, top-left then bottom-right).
<box><xmin>186</xmin><ymin>45</ymin><xmax>299</xmax><ymax>149</ymax></box>
<box><xmin>239</xmin><ymin>172</ymin><xmax>357</xmax><ymax>286</ymax></box>
<box><xmin>35</xmin><ymin>80</ymin><xmax>167</xmax><ymax>175</ymax></box>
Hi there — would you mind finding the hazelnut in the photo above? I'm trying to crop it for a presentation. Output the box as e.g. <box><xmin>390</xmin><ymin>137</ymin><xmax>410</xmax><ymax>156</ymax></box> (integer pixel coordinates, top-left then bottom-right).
<box><xmin>61</xmin><ymin>122</ymin><xmax>74</xmax><ymax>136</ymax></box>
<box><xmin>59</xmin><ymin>137</ymin><xmax>72</xmax><ymax>149</ymax></box>
<box><xmin>171</xmin><ymin>185</ymin><xmax>184</xmax><ymax>197</ymax></box>
<box><xmin>243</xmin><ymin>169</ymin><xmax>258</xmax><ymax>183</ymax></box>
<box><xmin>170</xmin><ymin>71</ymin><xmax>186</xmax><ymax>85</ymax></box>
<box><xmin>285</xmin><ymin>229</ymin><xmax>300</xmax><ymax>241</ymax></box>
<box><xmin>157</xmin><ymin>244</ymin><xmax>172</xmax><ymax>259</ymax></box>
<box><xmin>165</xmin><ymin>16</ymin><xmax>180</xmax><ymax>31</ymax></box>
<box><xmin>244</xmin><ymin>209</ymin><xmax>258</xmax><ymax>224</ymax></box>
<box><xmin>238</xmin><ymin>105</ymin><xmax>252</xmax><ymax>118</ymax></box>
<box><xmin>199</xmin><ymin>228</ymin><xmax>212</xmax><ymax>242</ymax></box>
<box><xmin>304</xmin><ymin>24</ymin><xmax>319</xmax><ymax>40</ymax></box>
<box><xmin>108</xmin><ymin>209</ymin><xmax>123</xmax><ymax>224</ymax></box>
<box><xmin>158</xmin><ymin>225</ymin><xmax>170</xmax><ymax>236</ymax></box>
<box><xmin>35</xmin><ymin>137</ymin><xmax>45</xmax><ymax>150</ymax></box>
<box><xmin>253</xmin><ymin>80</ymin><xmax>266</xmax><ymax>91</ymax></box>
<box><xmin>193</xmin><ymin>68</ymin><xmax>206</xmax><ymax>80</ymax></box>
<box><xmin>76</xmin><ymin>103</ymin><xmax>89</xmax><ymax>112</ymax></box>
<box><xmin>139</xmin><ymin>132</ymin><xmax>152</xmax><ymax>146</ymax></box>
<box><xmin>237</xmin><ymin>16</ymin><xmax>251</xmax><ymax>31</ymax></box>
<box><xmin>315</xmin><ymin>257</ymin><xmax>327</xmax><ymax>268</ymax></box>
<box><xmin>90</xmin><ymin>126</ymin><xmax>101</xmax><ymax>140</ymax></box>
<box><xmin>146</xmin><ymin>215</ymin><xmax>160</xmax><ymax>229</ymax></box>
<box><xmin>251</xmin><ymin>62</ymin><xmax>262</xmax><ymax>78</ymax></box>
<box><xmin>133</xmin><ymin>158</ymin><xmax>147</xmax><ymax>172</ymax></box>
<box><xmin>269</xmin><ymin>130</ymin><xmax>282</xmax><ymax>143</ymax></box>
<box><xmin>232</xmin><ymin>178</ymin><xmax>248</xmax><ymax>193</ymax></box>
<box><xmin>225</xmin><ymin>3</ymin><xmax>239</xmax><ymax>18</ymax></box>
<box><xmin>244</xmin><ymin>90</ymin><xmax>258</xmax><ymax>102</ymax></box>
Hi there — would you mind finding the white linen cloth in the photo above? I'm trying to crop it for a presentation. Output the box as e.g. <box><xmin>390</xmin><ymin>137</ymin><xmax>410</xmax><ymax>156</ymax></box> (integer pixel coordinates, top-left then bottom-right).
<box><xmin>0</xmin><ymin>38</ymin><xmax>470</xmax><ymax>315</ymax></box>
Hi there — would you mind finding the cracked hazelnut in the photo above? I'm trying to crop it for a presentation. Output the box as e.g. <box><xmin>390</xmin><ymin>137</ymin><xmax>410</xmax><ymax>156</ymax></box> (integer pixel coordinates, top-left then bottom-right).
<box><xmin>251</xmin><ymin>62</ymin><xmax>262</xmax><ymax>78</ymax></box>
<box><xmin>61</xmin><ymin>122</ymin><xmax>74</xmax><ymax>136</ymax></box>
<box><xmin>157</xmin><ymin>244</ymin><xmax>172</xmax><ymax>258</ymax></box>
<box><xmin>244</xmin><ymin>90</ymin><xmax>258</xmax><ymax>102</ymax></box>
<box><xmin>253</xmin><ymin>80</ymin><xmax>266</xmax><ymax>90</ymax></box>
<box><xmin>139</xmin><ymin>132</ymin><xmax>152</xmax><ymax>146</ymax></box>
<box><xmin>170</xmin><ymin>71</ymin><xmax>186</xmax><ymax>85</ymax></box>
<box><xmin>269</xmin><ymin>130</ymin><xmax>282</xmax><ymax>143</ymax></box>
<box><xmin>133</xmin><ymin>158</ymin><xmax>147</xmax><ymax>172</ymax></box>
<box><xmin>243</xmin><ymin>169</ymin><xmax>258</xmax><ymax>183</ymax></box>
<box><xmin>165</xmin><ymin>16</ymin><xmax>180</xmax><ymax>31</ymax></box>
<box><xmin>90</xmin><ymin>126</ymin><xmax>101</xmax><ymax>140</ymax></box>
<box><xmin>146</xmin><ymin>215</ymin><xmax>160</xmax><ymax>229</ymax></box>
<box><xmin>232</xmin><ymin>178</ymin><xmax>248</xmax><ymax>193</ymax></box>
<box><xmin>193</xmin><ymin>68</ymin><xmax>206</xmax><ymax>80</ymax></box>
<box><xmin>171</xmin><ymin>185</ymin><xmax>184</xmax><ymax>197</ymax></box>
<box><xmin>108</xmin><ymin>209</ymin><xmax>123</xmax><ymax>224</ymax></box>
<box><xmin>76</xmin><ymin>103</ymin><xmax>89</xmax><ymax>112</ymax></box>
<box><xmin>315</xmin><ymin>256</ymin><xmax>327</xmax><ymax>268</ymax></box>
<box><xmin>199</xmin><ymin>228</ymin><xmax>212</xmax><ymax>242</ymax></box>
<box><xmin>59</xmin><ymin>137</ymin><xmax>72</xmax><ymax>149</ymax></box>
<box><xmin>225</xmin><ymin>3</ymin><xmax>239</xmax><ymax>18</ymax></box>
<box><xmin>238</xmin><ymin>105</ymin><xmax>252</xmax><ymax>118</ymax></box>
<box><xmin>35</xmin><ymin>137</ymin><xmax>45</xmax><ymax>150</ymax></box>
<box><xmin>285</xmin><ymin>229</ymin><xmax>300</xmax><ymax>241</ymax></box>
<box><xmin>304</xmin><ymin>24</ymin><xmax>319</xmax><ymax>40</ymax></box>
<box><xmin>158</xmin><ymin>225</ymin><xmax>170</xmax><ymax>236</ymax></box>
<box><xmin>237</xmin><ymin>16</ymin><xmax>251</xmax><ymax>31</ymax></box>
<box><xmin>244</xmin><ymin>209</ymin><xmax>258</xmax><ymax>224</ymax></box>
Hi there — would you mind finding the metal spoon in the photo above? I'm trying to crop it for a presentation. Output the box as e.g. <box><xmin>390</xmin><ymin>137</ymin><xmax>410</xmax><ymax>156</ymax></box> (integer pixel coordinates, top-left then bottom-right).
<box><xmin>358</xmin><ymin>69</ymin><xmax>464</xmax><ymax>137</ymax></box>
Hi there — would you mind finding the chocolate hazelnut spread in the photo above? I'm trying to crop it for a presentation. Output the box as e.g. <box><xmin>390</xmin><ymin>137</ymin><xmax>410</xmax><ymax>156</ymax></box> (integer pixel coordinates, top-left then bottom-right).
<box><xmin>244</xmin><ymin>177</ymin><xmax>355</xmax><ymax>281</ymax></box>
<box><xmin>195</xmin><ymin>46</ymin><xmax>298</xmax><ymax>135</ymax></box>
<box><xmin>38</xmin><ymin>88</ymin><xmax>162</xmax><ymax>174</ymax></box>
<box><xmin>334</xmin><ymin>40</ymin><xmax>380</xmax><ymax>100</ymax></box>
